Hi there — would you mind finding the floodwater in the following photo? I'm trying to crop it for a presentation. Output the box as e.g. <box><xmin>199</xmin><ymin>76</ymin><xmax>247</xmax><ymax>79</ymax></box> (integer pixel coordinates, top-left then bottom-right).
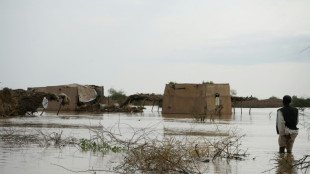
<box><xmin>0</xmin><ymin>107</ymin><xmax>309</xmax><ymax>174</ymax></box>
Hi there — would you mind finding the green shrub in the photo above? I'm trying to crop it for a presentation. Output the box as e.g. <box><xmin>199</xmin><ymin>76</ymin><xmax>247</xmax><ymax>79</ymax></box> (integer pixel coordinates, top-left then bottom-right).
<box><xmin>202</xmin><ymin>81</ymin><xmax>214</xmax><ymax>84</ymax></box>
<box><xmin>79</xmin><ymin>138</ymin><xmax>125</xmax><ymax>153</ymax></box>
<box><xmin>168</xmin><ymin>81</ymin><xmax>177</xmax><ymax>85</ymax></box>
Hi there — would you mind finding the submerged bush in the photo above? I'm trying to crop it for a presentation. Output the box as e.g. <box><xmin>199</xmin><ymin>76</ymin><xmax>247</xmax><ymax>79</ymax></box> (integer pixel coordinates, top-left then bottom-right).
<box><xmin>119</xmin><ymin>127</ymin><xmax>247</xmax><ymax>174</ymax></box>
<box><xmin>79</xmin><ymin>138</ymin><xmax>124</xmax><ymax>153</ymax></box>
<box><xmin>1</xmin><ymin>124</ymin><xmax>248</xmax><ymax>174</ymax></box>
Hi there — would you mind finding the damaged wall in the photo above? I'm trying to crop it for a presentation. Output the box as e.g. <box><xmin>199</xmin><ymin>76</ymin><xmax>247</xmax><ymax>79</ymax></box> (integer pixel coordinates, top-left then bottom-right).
<box><xmin>29</xmin><ymin>84</ymin><xmax>104</xmax><ymax>111</ymax></box>
<box><xmin>162</xmin><ymin>83</ymin><xmax>232</xmax><ymax>115</ymax></box>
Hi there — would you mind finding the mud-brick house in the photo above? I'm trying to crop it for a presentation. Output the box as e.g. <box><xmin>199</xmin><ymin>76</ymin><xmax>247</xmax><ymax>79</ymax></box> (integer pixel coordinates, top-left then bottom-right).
<box><xmin>28</xmin><ymin>84</ymin><xmax>104</xmax><ymax>111</ymax></box>
<box><xmin>162</xmin><ymin>83</ymin><xmax>232</xmax><ymax>115</ymax></box>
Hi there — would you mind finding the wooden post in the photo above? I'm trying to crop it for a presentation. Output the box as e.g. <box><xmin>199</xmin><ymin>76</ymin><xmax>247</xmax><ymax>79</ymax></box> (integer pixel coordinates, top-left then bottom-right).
<box><xmin>151</xmin><ymin>101</ymin><xmax>155</xmax><ymax>111</ymax></box>
<box><xmin>57</xmin><ymin>104</ymin><xmax>62</xmax><ymax>115</ymax></box>
<box><xmin>142</xmin><ymin>99</ymin><xmax>146</xmax><ymax>107</ymax></box>
<box><xmin>158</xmin><ymin>100</ymin><xmax>160</xmax><ymax>111</ymax></box>
<box><xmin>241</xmin><ymin>101</ymin><xmax>243</xmax><ymax>115</ymax></box>
<box><xmin>57</xmin><ymin>99</ymin><xmax>63</xmax><ymax>115</ymax></box>
<box><xmin>40</xmin><ymin>108</ymin><xmax>45</xmax><ymax>116</ymax></box>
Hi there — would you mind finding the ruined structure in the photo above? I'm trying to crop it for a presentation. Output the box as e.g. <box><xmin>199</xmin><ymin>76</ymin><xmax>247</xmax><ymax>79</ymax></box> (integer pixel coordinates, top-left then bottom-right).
<box><xmin>28</xmin><ymin>84</ymin><xmax>104</xmax><ymax>111</ymax></box>
<box><xmin>120</xmin><ymin>94</ymin><xmax>162</xmax><ymax>108</ymax></box>
<box><xmin>162</xmin><ymin>83</ymin><xmax>232</xmax><ymax>115</ymax></box>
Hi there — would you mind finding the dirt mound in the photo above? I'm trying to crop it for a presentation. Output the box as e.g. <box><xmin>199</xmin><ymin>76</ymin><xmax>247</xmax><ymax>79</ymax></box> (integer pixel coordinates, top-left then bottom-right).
<box><xmin>0</xmin><ymin>88</ymin><xmax>58</xmax><ymax>116</ymax></box>
<box><xmin>0</xmin><ymin>88</ymin><xmax>18</xmax><ymax>116</ymax></box>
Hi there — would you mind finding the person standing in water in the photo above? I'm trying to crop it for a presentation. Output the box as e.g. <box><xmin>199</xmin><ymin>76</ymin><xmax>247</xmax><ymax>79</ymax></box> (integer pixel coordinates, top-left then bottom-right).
<box><xmin>276</xmin><ymin>95</ymin><xmax>299</xmax><ymax>153</ymax></box>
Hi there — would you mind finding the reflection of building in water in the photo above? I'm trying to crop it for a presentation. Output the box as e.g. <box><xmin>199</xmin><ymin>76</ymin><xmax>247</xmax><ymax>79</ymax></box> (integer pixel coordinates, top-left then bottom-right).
<box><xmin>162</xmin><ymin>83</ymin><xmax>232</xmax><ymax>115</ymax></box>
<box><xmin>162</xmin><ymin>113</ymin><xmax>232</xmax><ymax>120</ymax></box>
<box><xmin>163</xmin><ymin>127</ymin><xmax>230</xmax><ymax>137</ymax></box>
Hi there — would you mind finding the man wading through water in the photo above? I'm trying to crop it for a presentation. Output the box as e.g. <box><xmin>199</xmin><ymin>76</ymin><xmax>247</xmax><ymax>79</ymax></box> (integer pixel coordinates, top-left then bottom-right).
<box><xmin>276</xmin><ymin>95</ymin><xmax>299</xmax><ymax>153</ymax></box>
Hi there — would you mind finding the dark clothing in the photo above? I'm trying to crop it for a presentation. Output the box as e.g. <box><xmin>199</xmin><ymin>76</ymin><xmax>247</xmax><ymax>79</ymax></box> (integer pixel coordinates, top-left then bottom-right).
<box><xmin>276</xmin><ymin>105</ymin><xmax>298</xmax><ymax>134</ymax></box>
<box><xmin>280</xmin><ymin>106</ymin><xmax>298</xmax><ymax>130</ymax></box>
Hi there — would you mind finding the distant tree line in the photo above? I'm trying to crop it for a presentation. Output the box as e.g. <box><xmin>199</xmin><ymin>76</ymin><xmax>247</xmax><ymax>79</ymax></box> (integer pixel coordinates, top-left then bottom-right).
<box><xmin>291</xmin><ymin>96</ymin><xmax>310</xmax><ymax>107</ymax></box>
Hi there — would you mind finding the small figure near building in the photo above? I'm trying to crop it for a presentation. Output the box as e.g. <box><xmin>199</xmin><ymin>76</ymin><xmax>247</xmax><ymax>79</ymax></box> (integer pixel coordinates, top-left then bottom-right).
<box><xmin>40</xmin><ymin>97</ymin><xmax>48</xmax><ymax>116</ymax></box>
<box><xmin>276</xmin><ymin>95</ymin><xmax>299</xmax><ymax>153</ymax></box>
<box><xmin>42</xmin><ymin>97</ymin><xmax>48</xmax><ymax>109</ymax></box>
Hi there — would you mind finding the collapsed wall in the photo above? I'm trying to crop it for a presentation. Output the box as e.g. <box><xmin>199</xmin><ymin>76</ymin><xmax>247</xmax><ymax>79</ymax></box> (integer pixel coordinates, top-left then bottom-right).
<box><xmin>29</xmin><ymin>84</ymin><xmax>104</xmax><ymax>111</ymax></box>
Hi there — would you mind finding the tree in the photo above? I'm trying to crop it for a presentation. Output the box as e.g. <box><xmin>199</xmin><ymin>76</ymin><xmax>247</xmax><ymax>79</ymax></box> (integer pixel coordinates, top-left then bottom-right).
<box><xmin>108</xmin><ymin>88</ymin><xmax>127</xmax><ymax>105</ymax></box>
<box><xmin>230</xmin><ymin>89</ymin><xmax>237</xmax><ymax>96</ymax></box>
<box><xmin>291</xmin><ymin>96</ymin><xmax>310</xmax><ymax>107</ymax></box>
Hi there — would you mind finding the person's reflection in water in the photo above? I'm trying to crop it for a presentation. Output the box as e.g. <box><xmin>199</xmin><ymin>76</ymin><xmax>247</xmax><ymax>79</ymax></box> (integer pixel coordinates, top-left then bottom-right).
<box><xmin>276</xmin><ymin>153</ymin><xmax>297</xmax><ymax>174</ymax></box>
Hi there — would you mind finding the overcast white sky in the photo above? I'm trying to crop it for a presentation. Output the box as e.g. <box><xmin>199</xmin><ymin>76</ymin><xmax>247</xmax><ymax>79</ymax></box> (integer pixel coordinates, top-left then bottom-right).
<box><xmin>1</xmin><ymin>0</ymin><xmax>310</xmax><ymax>99</ymax></box>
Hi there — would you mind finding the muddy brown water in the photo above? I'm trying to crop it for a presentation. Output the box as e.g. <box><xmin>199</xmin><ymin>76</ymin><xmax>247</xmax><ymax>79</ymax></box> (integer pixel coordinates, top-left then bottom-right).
<box><xmin>0</xmin><ymin>107</ymin><xmax>309</xmax><ymax>174</ymax></box>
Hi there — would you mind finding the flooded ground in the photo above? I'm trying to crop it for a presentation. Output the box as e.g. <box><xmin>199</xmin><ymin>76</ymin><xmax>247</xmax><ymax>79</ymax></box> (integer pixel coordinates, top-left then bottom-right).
<box><xmin>0</xmin><ymin>107</ymin><xmax>309</xmax><ymax>174</ymax></box>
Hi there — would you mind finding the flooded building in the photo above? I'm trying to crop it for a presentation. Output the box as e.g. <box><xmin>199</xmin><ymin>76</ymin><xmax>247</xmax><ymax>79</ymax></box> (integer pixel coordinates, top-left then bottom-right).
<box><xmin>162</xmin><ymin>83</ymin><xmax>232</xmax><ymax>115</ymax></box>
<box><xmin>28</xmin><ymin>84</ymin><xmax>104</xmax><ymax>111</ymax></box>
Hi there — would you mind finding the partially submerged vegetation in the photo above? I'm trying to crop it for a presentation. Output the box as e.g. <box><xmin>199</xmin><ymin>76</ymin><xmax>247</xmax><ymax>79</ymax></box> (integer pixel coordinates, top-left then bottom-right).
<box><xmin>0</xmin><ymin>123</ymin><xmax>247</xmax><ymax>174</ymax></box>
<box><xmin>264</xmin><ymin>154</ymin><xmax>310</xmax><ymax>173</ymax></box>
<box><xmin>79</xmin><ymin>138</ymin><xmax>125</xmax><ymax>153</ymax></box>
<box><xmin>0</xmin><ymin>128</ymin><xmax>77</xmax><ymax>147</ymax></box>
<box><xmin>120</xmin><ymin>128</ymin><xmax>246</xmax><ymax>173</ymax></box>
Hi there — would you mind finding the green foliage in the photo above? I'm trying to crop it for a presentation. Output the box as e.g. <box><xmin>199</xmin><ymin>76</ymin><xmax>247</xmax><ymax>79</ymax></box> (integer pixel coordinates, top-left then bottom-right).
<box><xmin>230</xmin><ymin>89</ymin><xmax>237</xmax><ymax>96</ymax></box>
<box><xmin>79</xmin><ymin>138</ymin><xmax>125</xmax><ymax>153</ymax></box>
<box><xmin>168</xmin><ymin>81</ymin><xmax>177</xmax><ymax>85</ymax></box>
<box><xmin>291</xmin><ymin>96</ymin><xmax>310</xmax><ymax>107</ymax></box>
<box><xmin>202</xmin><ymin>81</ymin><xmax>214</xmax><ymax>84</ymax></box>
<box><xmin>108</xmin><ymin>88</ymin><xmax>127</xmax><ymax>104</ymax></box>
<box><xmin>168</xmin><ymin>81</ymin><xmax>177</xmax><ymax>89</ymax></box>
